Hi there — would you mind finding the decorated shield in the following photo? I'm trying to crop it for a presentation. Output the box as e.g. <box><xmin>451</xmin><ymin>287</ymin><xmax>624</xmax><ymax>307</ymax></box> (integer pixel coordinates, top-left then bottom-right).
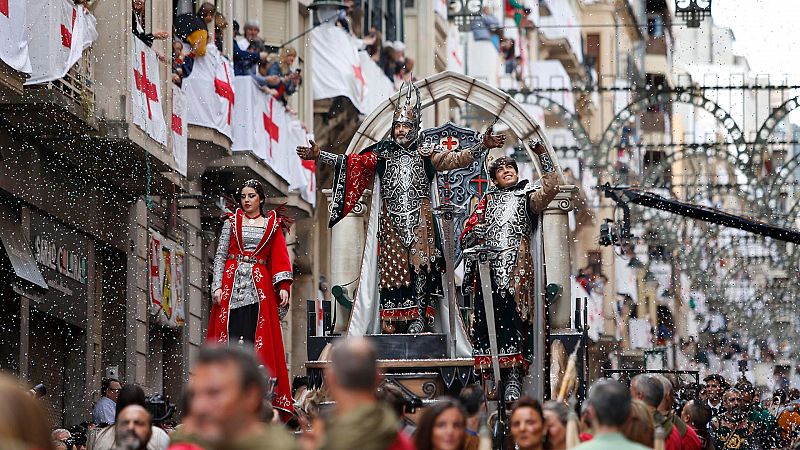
<box><xmin>420</xmin><ymin>122</ymin><xmax>488</xmax><ymax>265</ymax></box>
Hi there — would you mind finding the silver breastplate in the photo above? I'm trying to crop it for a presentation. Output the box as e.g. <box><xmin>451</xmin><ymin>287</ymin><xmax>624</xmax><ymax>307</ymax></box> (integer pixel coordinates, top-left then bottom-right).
<box><xmin>483</xmin><ymin>188</ymin><xmax>533</xmax><ymax>291</ymax></box>
<box><xmin>380</xmin><ymin>150</ymin><xmax>430</xmax><ymax>247</ymax></box>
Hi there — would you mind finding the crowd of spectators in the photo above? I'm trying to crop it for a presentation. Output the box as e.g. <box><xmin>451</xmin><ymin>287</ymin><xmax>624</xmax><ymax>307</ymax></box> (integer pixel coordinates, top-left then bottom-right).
<box><xmin>8</xmin><ymin>340</ymin><xmax>800</xmax><ymax>450</ymax></box>
<box><xmin>470</xmin><ymin>6</ymin><xmax>519</xmax><ymax>79</ymax></box>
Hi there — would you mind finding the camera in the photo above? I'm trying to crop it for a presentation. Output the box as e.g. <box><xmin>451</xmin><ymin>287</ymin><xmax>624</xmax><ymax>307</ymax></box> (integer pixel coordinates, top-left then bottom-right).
<box><xmin>599</xmin><ymin>219</ymin><xmax>618</xmax><ymax>246</ymax></box>
<box><xmin>29</xmin><ymin>383</ymin><xmax>47</xmax><ymax>398</ymax></box>
<box><xmin>144</xmin><ymin>393</ymin><xmax>176</xmax><ymax>424</ymax></box>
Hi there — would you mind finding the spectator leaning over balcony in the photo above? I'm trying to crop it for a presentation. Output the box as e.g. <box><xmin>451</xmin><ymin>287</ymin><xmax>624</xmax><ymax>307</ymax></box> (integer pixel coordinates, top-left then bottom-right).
<box><xmin>266</xmin><ymin>47</ymin><xmax>302</xmax><ymax>105</ymax></box>
<box><xmin>175</xmin><ymin>2</ymin><xmax>215</xmax><ymax>58</ymax></box>
<box><xmin>234</xmin><ymin>29</ymin><xmax>269</xmax><ymax>77</ymax></box>
<box><xmin>363</xmin><ymin>28</ymin><xmax>383</xmax><ymax>62</ymax></box>
<box><xmin>471</xmin><ymin>6</ymin><xmax>500</xmax><ymax>49</ymax></box>
<box><xmin>132</xmin><ymin>0</ymin><xmax>169</xmax><ymax>60</ymax></box>
<box><xmin>172</xmin><ymin>39</ymin><xmax>193</xmax><ymax>85</ymax></box>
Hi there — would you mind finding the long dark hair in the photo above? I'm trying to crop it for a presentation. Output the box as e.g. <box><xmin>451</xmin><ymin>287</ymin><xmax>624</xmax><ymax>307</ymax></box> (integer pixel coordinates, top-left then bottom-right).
<box><xmin>415</xmin><ymin>398</ymin><xmax>467</xmax><ymax>450</ymax></box>
<box><xmin>239</xmin><ymin>179</ymin><xmax>267</xmax><ymax>215</ymax></box>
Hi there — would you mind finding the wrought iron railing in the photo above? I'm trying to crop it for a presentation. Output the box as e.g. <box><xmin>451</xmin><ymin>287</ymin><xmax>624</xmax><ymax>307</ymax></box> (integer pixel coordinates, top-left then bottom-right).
<box><xmin>50</xmin><ymin>49</ymin><xmax>96</xmax><ymax>121</ymax></box>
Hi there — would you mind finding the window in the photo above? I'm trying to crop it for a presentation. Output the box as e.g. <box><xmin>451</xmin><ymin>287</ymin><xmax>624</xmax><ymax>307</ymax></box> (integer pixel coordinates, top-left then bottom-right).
<box><xmin>586</xmin><ymin>33</ymin><xmax>601</xmax><ymax>73</ymax></box>
<box><xmin>647</xmin><ymin>14</ymin><xmax>664</xmax><ymax>38</ymax></box>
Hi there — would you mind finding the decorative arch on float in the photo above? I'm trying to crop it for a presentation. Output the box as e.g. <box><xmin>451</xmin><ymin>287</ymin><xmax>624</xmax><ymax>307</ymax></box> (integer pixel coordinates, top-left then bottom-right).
<box><xmin>346</xmin><ymin>71</ymin><xmax>567</xmax><ymax>183</ymax></box>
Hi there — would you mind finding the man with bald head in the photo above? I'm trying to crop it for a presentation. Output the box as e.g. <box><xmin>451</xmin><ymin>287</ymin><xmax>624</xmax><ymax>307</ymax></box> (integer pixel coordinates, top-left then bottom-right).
<box><xmin>321</xmin><ymin>337</ymin><xmax>414</xmax><ymax>450</ymax></box>
<box><xmin>114</xmin><ymin>405</ymin><xmax>153</xmax><ymax>450</ymax></box>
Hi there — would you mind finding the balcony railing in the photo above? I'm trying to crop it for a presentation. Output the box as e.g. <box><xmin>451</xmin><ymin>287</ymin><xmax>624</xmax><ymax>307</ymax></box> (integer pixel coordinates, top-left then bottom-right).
<box><xmin>28</xmin><ymin>49</ymin><xmax>96</xmax><ymax>121</ymax></box>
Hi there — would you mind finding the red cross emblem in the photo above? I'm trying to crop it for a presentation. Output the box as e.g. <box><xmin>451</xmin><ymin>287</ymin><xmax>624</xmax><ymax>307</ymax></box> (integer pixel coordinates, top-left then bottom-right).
<box><xmin>441</xmin><ymin>136</ymin><xmax>459</xmax><ymax>151</ymax></box>
<box><xmin>134</xmin><ymin>52</ymin><xmax>158</xmax><ymax>119</ymax></box>
<box><xmin>214</xmin><ymin>62</ymin><xmax>235</xmax><ymax>125</ymax></box>
<box><xmin>61</xmin><ymin>6</ymin><xmax>76</xmax><ymax>48</ymax></box>
<box><xmin>1</xmin><ymin>0</ymin><xmax>10</xmax><ymax>17</ymax></box>
<box><xmin>353</xmin><ymin>65</ymin><xmax>366</xmax><ymax>99</ymax></box>
<box><xmin>302</xmin><ymin>159</ymin><xmax>316</xmax><ymax>192</ymax></box>
<box><xmin>263</xmin><ymin>98</ymin><xmax>279</xmax><ymax>157</ymax></box>
<box><xmin>171</xmin><ymin>113</ymin><xmax>183</xmax><ymax>136</ymax></box>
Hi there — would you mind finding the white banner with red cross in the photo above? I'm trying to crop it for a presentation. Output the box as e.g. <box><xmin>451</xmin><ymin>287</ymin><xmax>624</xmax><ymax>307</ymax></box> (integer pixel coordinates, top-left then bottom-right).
<box><xmin>25</xmin><ymin>0</ymin><xmax>97</xmax><ymax>84</ymax></box>
<box><xmin>310</xmin><ymin>23</ymin><xmax>368</xmax><ymax>113</ymax></box>
<box><xmin>171</xmin><ymin>84</ymin><xmax>188</xmax><ymax>176</ymax></box>
<box><xmin>148</xmin><ymin>229</ymin><xmax>186</xmax><ymax>328</ymax></box>
<box><xmin>130</xmin><ymin>36</ymin><xmax>167</xmax><ymax>145</ymax></box>
<box><xmin>183</xmin><ymin>44</ymin><xmax>235</xmax><ymax>139</ymax></box>
<box><xmin>230</xmin><ymin>76</ymin><xmax>316</xmax><ymax>207</ymax></box>
<box><xmin>0</xmin><ymin>0</ymin><xmax>31</xmax><ymax>73</ymax></box>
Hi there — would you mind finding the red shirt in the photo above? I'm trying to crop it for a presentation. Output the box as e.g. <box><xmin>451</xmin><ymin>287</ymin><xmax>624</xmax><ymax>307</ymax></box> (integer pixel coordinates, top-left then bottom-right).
<box><xmin>665</xmin><ymin>426</ymin><xmax>682</xmax><ymax>450</ymax></box>
<box><xmin>388</xmin><ymin>431</ymin><xmax>417</xmax><ymax>450</ymax></box>
<box><xmin>682</xmin><ymin>425</ymin><xmax>702</xmax><ymax>450</ymax></box>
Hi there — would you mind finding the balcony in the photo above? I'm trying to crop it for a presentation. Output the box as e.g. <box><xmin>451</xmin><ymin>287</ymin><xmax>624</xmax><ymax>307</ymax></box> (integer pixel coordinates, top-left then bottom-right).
<box><xmin>538</xmin><ymin>0</ymin><xmax>586</xmax><ymax>82</ymax></box>
<box><xmin>0</xmin><ymin>61</ymin><xmax>26</xmax><ymax>97</ymax></box>
<box><xmin>0</xmin><ymin>49</ymin><xmax>98</xmax><ymax>138</ymax></box>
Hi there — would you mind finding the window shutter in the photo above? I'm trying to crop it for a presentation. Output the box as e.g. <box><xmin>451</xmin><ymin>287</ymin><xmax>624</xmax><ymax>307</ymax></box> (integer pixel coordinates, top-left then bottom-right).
<box><xmin>263</xmin><ymin>0</ymin><xmax>288</xmax><ymax>47</ymax></box>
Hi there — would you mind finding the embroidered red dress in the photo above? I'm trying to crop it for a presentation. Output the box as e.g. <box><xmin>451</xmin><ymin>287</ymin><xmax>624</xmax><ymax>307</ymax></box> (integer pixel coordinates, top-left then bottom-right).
<box><xmin>206</xmin><ymin>209</ymin><xmax>293</xmax><ymax>419</ymax></box>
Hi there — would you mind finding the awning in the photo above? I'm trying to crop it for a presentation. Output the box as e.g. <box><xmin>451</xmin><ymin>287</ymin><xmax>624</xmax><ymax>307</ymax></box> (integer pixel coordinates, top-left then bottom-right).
<box><xmin>0</xmin><ymin>215</ymin><xmax>48</xmax><ymax>289</ymax></box>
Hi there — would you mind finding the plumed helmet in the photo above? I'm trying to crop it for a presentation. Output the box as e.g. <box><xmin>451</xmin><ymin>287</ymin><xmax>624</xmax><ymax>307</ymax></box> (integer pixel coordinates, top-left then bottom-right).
<box><xmin>392</xmin><ymin>78</ymin><xmax>421</xmax><ymax>142</ymax></box>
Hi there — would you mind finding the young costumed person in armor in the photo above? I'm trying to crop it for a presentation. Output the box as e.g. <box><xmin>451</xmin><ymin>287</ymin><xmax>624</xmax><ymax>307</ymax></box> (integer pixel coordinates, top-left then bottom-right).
<box><xmin>297</xmin><ymin>82</ymin><xmax>507</xmax><ymax>335</ymax></box>
<box><xmin>206</xmin><ymin>179</ymin><xmax>294</xmax><ymax>421</ymax></box>
<box><xmin>460</xmin><ymin>144</ymin><xmax>559</xmax><ymax>402</ymax></box>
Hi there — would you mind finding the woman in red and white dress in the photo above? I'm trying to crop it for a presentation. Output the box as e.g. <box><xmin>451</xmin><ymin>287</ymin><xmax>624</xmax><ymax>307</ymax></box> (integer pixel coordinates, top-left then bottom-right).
<box><xmin>206</xmin><ymin>179</ymin><xmax>294</xmax><ymax>419</ymax></box>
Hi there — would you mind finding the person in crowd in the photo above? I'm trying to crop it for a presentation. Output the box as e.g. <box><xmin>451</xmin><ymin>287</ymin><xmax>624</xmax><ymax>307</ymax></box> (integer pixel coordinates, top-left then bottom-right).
<box><xmin>52</xmin><ymin>429</ymin><xmax>75</xmax><ymax>450</ymax></box>
<box><xmin>470</xmin><ymin>6</ymin><xmax>500</xmax><ymax>48</ymax></box>
<box><xmin>510</xmin><ymin>397</ymin><xmax>545</xmax><ymax>450</ymax></box>
<box><xmin>132</xmin><ymin>0</ymin><xmax>169</xmax><ymax>48</ymax></box>
<box><xmin>459</xmin><ymin>385</ymin><xmax>485</xmax><ymax>441</ymax></box>
<box><xmin>93</xmin><ymin>378</ymin><xmax>123</xmax><ymax>426</ymax></box>
<box><xmin>363</xmin><ymin>28</ymin><xmax>383</xmax><ymax>62</ymax></box>
<box><xmin>736</xmin><ymin>379</ymin><xmax>780</xmax><ymax>448</ymax></box>
<box><xmin>266</xmin><ymin>47</ymin><xmax>302</xmax><ymax>105</ymax></box>
<box><xmin>574</xmin><ymin>379</ymin><xmax>650</xmax><ymax>450</ymax></box>
<box><xmin>319</xmin><ymin>337</ymin><xmax>414</xmax><ymax>450</ymax></box>
<box><xmin>0</xmin><ymin>374</ymin><xmax>55</xmax><ymax>450</ymax></box>
<box><xmin>172</xmin><ymin>39</ymin><xmax>194</xmax><ymax>85</ymax></box>
<box><xmin>292</xmin><ymin>376</ymin><xmax>309</xmax><ymax>402</ymax></box>
<box><xmin>542</xmin><ymin>401</ymin><xmax>568</xmax><ymax>450</ymax></box>
<box><xmin>174</xmin><ymin>2</ymin><xmax>216</xmax><ymax>58</ymax></box>
<box><xmin>394</xmin><ymin>58</ymin><xmax>414</xmax><ymax>90</ymax></box>
<box><xmin>703</xmin><ymin>374</ymin><xmax>726</xmax><ymax>416</ymax></box>
<box><xmin>114</xmin><ymin>405</ymin><xmax>153</xmax><ymax>450</ymax></box>
<box><xmin>91</xmin><ymin>384</ymin><xmax>169</xmax><ymax>450</ymax></box>
<box><xmin>214</xmin><ymin>13</ymin><xmax>228</xmax><ymax>51</ymax></box>
<box><xmin>621</xmin><ymin>399</ymin><xmax>654</xmax><ymax>447</ymax></box>
<box><xmin>499</xmin><ymin>38</ymin><xmax>515</xmax><ymax>74</ymax></box>
<box><xmin>710</xmin><ymin>388</ymin><xmax>757</xmax><ymax>450</ymax></box>
<box><xmin>295</xmin><ymin>388</ymin><xmax>327</xmax><ymax>450</ymax></box>
<box><xmin>681</xmin><ymin>400</ymin><xmax>713</xmax><ymax>450</ymax></box>
<box><xmin>233</xmin><ymin>25</ymin><xmax>268</xmax><ymax>76</ymax></box>
<box><xmin>654</xmin><ymin>374</ymin><xmax>702</xmax><ymax>450</ymax></box>
<box><xmin>415</xmin><ymin>398</ymin><xmax>468</xmax><ymax>450</ymax></box>
<box><xmin>179</xmin><ymin>345</ymin><xmax>295</xmax><ymax>450</ymax></box>
<box><xmin>377</xmin><ymin>383</ymin><xmax>414</xmax><ymax>436</ymax></box>
<box><xmin>378</xmin><ymin>44</ymin><xmax>398</xmax><ymax>81</ymax></box>
<box><xmin>630</xmin><ymin>374</ymin><xmax>680</xmax><ymax>450</ymax></box>
<box><xmin>238</xmin><ymin>20</ymin><xmax>261</xmax><ymax>49</ymax></box>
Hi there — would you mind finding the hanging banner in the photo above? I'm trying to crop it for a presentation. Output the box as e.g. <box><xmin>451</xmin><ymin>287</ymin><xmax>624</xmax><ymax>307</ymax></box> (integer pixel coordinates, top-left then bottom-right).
<box><xmin>183</xmin><ymin>44</ymin><xmax>235</xmax><ymax>139</ymax></box>
<box><xmin>230</xmin><ymin>76</ymin><xmax>316</xmax><ymax>207</ymax></box>
<box><xmin>148</xmin><ymin>230</ymin><xmax>186</xmax><ymax>328</ymax></box>
<box><xmin>25</xmin><ymin>0</ymin><xmax>97</xmax><ymax>84</ymax></box>
<box><xmin>311</xmin><ymin>23</ymin><xmax>368</xmax><ymax>113</ymax></box>
<box><xmin>130</xmin><ymin>37</ymin><xmax>167</xmax><ymax>145</ymax></box>
<box><xmin>171</xmin><ymin>84</ymin><xmax>188</xmax><ymax>176</ymax></box>
<box><xmin>0</xmin><ymin>0</ymin><xmax>32</xmax><ymax>73</ymax></box>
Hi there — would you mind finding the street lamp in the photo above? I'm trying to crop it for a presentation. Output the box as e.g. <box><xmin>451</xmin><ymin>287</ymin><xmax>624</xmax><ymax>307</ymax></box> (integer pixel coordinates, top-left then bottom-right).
<box><xmin>674</xmin><ymin>0</ymin><xmax>712</xmax><ymax>28</ymax></box>
<box><xmin>308</xmin><ymin>0</ymin><xmax>347</xmax><ymax>25</ymax></box>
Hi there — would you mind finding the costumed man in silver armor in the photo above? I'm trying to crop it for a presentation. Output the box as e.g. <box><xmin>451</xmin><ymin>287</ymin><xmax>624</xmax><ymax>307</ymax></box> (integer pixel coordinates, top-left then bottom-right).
<box><xmin>460</xmin><ymin>143</ymin><xmax>559</xmax><ymax>401</ymax></box>
<box><xmin>297</xmin><ymin>82</ymin><xmax>506</xmax><ymax>334</ymax></box>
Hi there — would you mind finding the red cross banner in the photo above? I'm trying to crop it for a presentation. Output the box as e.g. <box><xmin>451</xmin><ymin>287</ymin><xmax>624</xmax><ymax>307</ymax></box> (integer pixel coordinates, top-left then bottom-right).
<box><xmin>25</xmin><ymin>0</ymin><xmax>97</xmax><ymax>85</ymax></box>
<box><xmin>311</xmin><ymin>23</ymin><xmax>369</xmax><ymax>113</ymax></box>
<box><xmin>183</xmin><ymin>44</ymin><xmax>235</xmax><ymax>139</ymax></box>
<box><xmin>229</xmin><ymin>75</ymin><xmax>316</xmax><ymax>207</ymax></box>
<box><xmin>171</xmin><ymin>84</ymin><xmax>188</xmax><ymax>176</ymax></box>
<box><xmin>0</xmin><ymin>0</ymin><xmax>31</xmax><ymax>73</ymax></box>
<box><xmin>130</xmin><ymin>36</ymin><xmax>167</xmax><ymax>145</ymax></box>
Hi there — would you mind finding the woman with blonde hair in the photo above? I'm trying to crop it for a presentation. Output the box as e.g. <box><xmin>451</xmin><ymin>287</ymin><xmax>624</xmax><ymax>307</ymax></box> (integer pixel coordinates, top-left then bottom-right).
<box><xmin>266</xmin><ymin>46</ymin><xmax>302</xmax><ymax>105</ymax></box>
<box><xmin>621</xmin><ymin>399</ymin><xmax>655</xmax><ymax>447</ymax></box>
<box><xmin>0</xmin><ymin>374</ymin><xmax>55</xmax><ymax>450</ymax></box>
